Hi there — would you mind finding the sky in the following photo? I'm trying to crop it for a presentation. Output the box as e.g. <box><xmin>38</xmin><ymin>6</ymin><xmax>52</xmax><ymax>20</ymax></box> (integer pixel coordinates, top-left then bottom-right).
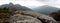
<box><xmin>0</xmin><ymin>0</ymin><xmax>60</xmax><ymax>8</ymax></box>
<box><xmin>37</xmin><ymin>0</ymin><xmax>60</xmax><ymax>8</ymax></box>
<box><xmin>0</xmin><ymin>0</ymin><xmax>45</xmax><ymax>7</ymax></box>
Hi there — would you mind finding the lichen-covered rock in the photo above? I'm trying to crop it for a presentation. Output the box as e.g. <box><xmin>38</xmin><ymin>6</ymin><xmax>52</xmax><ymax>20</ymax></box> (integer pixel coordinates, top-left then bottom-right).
<box><xmin>9</xmin><ymin>11</ymin><xmax>57</xmax><ymax>23</ymax></box>
<box><xmin>9</xmin><ymin>14</ymin><xmax>42</xmax><ymax>23</ymax></box>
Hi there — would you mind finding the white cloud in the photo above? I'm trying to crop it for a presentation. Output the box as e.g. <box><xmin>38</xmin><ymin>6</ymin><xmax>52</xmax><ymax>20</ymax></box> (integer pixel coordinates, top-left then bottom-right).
<box><xmin>0</xmin><ymin>0</ymin><xmax>45</xmax><ymax>7</ymax></box>
<box><xmin>0</xmin><ymin>0</ymin><xmax>37</xmax><ymax>1</ymax></box>
<box><xmin>37</xmin><ymin>0</ymin><xmax>60</xmax><ymax>8</ymax></box>
<box><xmin>0</xmin><ymin>1</ymin><xmax>11</xmax><ymax>5</ymax></box>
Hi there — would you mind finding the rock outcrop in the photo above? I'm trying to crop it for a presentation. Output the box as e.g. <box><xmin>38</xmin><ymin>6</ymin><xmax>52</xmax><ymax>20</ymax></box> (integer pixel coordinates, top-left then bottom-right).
<box><xmin>9</xmin><ymin>14</ymin><xmax>42</xmax><ymax>23</ymax></box>
<box><xmin>9</xmin><ymin>11</ymin><xmax>57</xmax><ymax>23</ymax></box>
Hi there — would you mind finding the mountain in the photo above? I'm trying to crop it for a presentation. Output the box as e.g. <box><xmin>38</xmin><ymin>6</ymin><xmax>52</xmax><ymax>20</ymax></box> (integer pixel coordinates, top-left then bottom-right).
<box><xmin>15</xmin><ymin>4</ymin><xmax>32</xmax><ymax>11</ymax></box>
<box><xmin>0</xmin><ymin>3</ymin><xmax>32</xmax><ymax>11</ymax></box>
<box><xmin>32</xmin><ymin>5</ymin><xmax>60</xmax><ymax>15</ymax></box>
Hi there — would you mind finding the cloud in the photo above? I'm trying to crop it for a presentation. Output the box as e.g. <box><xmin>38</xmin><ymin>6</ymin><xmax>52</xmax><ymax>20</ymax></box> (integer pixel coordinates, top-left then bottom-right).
<box><xmin>0</xmin><ymin>0</ymin><xmax>45</xmax><ymax>7</ymax></box>
<box><xmin>0</xmin><ymin>0</ymin><xmax>37</xmax><ymax>1</ymax></box>
<box><xmin>37</xmin><ymin>0</ymin><xmax>60</xmax><ymax>8</ymax></box>
<box><xmin>37</xmin><ymin>0</ymin><xmax>50</xmax><ymax>2</ymax></box>
<box><xmin>37</xmin><ymin>0</ymin><xmax>56</xmax><ymax>3</ymax></box>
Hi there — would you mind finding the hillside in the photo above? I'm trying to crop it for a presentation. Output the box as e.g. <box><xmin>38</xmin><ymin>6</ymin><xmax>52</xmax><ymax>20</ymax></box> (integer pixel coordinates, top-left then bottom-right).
<box><xmin>32</xmin><ymin>5</ymin><xmax>60</xmax><ymax>15</ymax></box>
<box><xmin>0</xmin><ymin>3</ymin><xmax>32</xmax><ymax>11</ymax></box>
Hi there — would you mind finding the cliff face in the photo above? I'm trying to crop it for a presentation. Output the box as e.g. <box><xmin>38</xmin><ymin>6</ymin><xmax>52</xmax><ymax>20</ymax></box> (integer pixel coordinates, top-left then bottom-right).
<box><xmin>9</xmin><ymin>11</ymin><xmax>57</xmax><ymax>23</ymax></box>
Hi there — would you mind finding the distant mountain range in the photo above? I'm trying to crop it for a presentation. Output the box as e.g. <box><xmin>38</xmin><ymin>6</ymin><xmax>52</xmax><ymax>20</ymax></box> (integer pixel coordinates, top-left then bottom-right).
<box><xmin>0</xmin><ymin>3</ymin><xmax>60</xmax><ymax>15</ymax></box>
<box><xmin>0</xmin><ymin>3</ymin><xmax>32</xmax><ymax>11</ymax></box>
<box><xmin>32</xmin><ymin>5</ymin><xmax>60</xmax><ymax>15</ymax></box>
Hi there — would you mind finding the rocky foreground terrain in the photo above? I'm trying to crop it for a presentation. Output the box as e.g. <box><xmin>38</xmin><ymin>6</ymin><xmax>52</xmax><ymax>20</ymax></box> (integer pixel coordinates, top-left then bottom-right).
<box><xmin>0</xmin><ymin>3</ymin><xmax>58</xmax><ymax>23</ymax></box>
<box><xmin>0</xmin><ymin>10</ymin><xmax>57</xmax><ymax>23</ymax></box>
<box><xmin>8</xmin><ymin>11</ymin><xmax>57</xmax><ymax>23</ymax></box>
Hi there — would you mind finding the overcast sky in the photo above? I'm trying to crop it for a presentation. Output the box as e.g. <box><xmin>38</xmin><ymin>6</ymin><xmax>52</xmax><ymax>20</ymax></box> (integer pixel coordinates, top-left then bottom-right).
<box><xmin>0</xmin><ymin>0</ymin><xmax>60</xmax><ymax>8</ymax></box>
<box><xmin>37</xmin><ymin>0</ymin><xmax>60</xmax><ymax>8</ymax></box>
<box><xmin>0</xmin><ymin>0</ymin><xmax>45</xmax><ymax>6</ymax></box>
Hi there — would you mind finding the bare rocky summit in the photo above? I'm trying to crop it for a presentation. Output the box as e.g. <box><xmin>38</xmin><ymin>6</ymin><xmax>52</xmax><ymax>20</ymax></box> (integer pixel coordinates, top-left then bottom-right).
<box><xmin>9</xmin><ymin>14</ymin><xmax>42</xmax><ymax>23</ymax></box>
<box><xmin>9</xmin><ymin>11</ymin><xmax>57</xmax><ymax>23</ymax></box>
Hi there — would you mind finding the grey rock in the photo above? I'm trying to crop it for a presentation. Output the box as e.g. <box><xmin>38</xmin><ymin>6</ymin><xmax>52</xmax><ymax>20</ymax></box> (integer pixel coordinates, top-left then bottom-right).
<box><xmin>9</xmin><ymin>11</ymin><xmax>57</xmax><ymax>23</ymax></box>
<box><xmin>9</xmin><ymin>14</ymin><xmax>42</xmax><ymax>23</ymax></box>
